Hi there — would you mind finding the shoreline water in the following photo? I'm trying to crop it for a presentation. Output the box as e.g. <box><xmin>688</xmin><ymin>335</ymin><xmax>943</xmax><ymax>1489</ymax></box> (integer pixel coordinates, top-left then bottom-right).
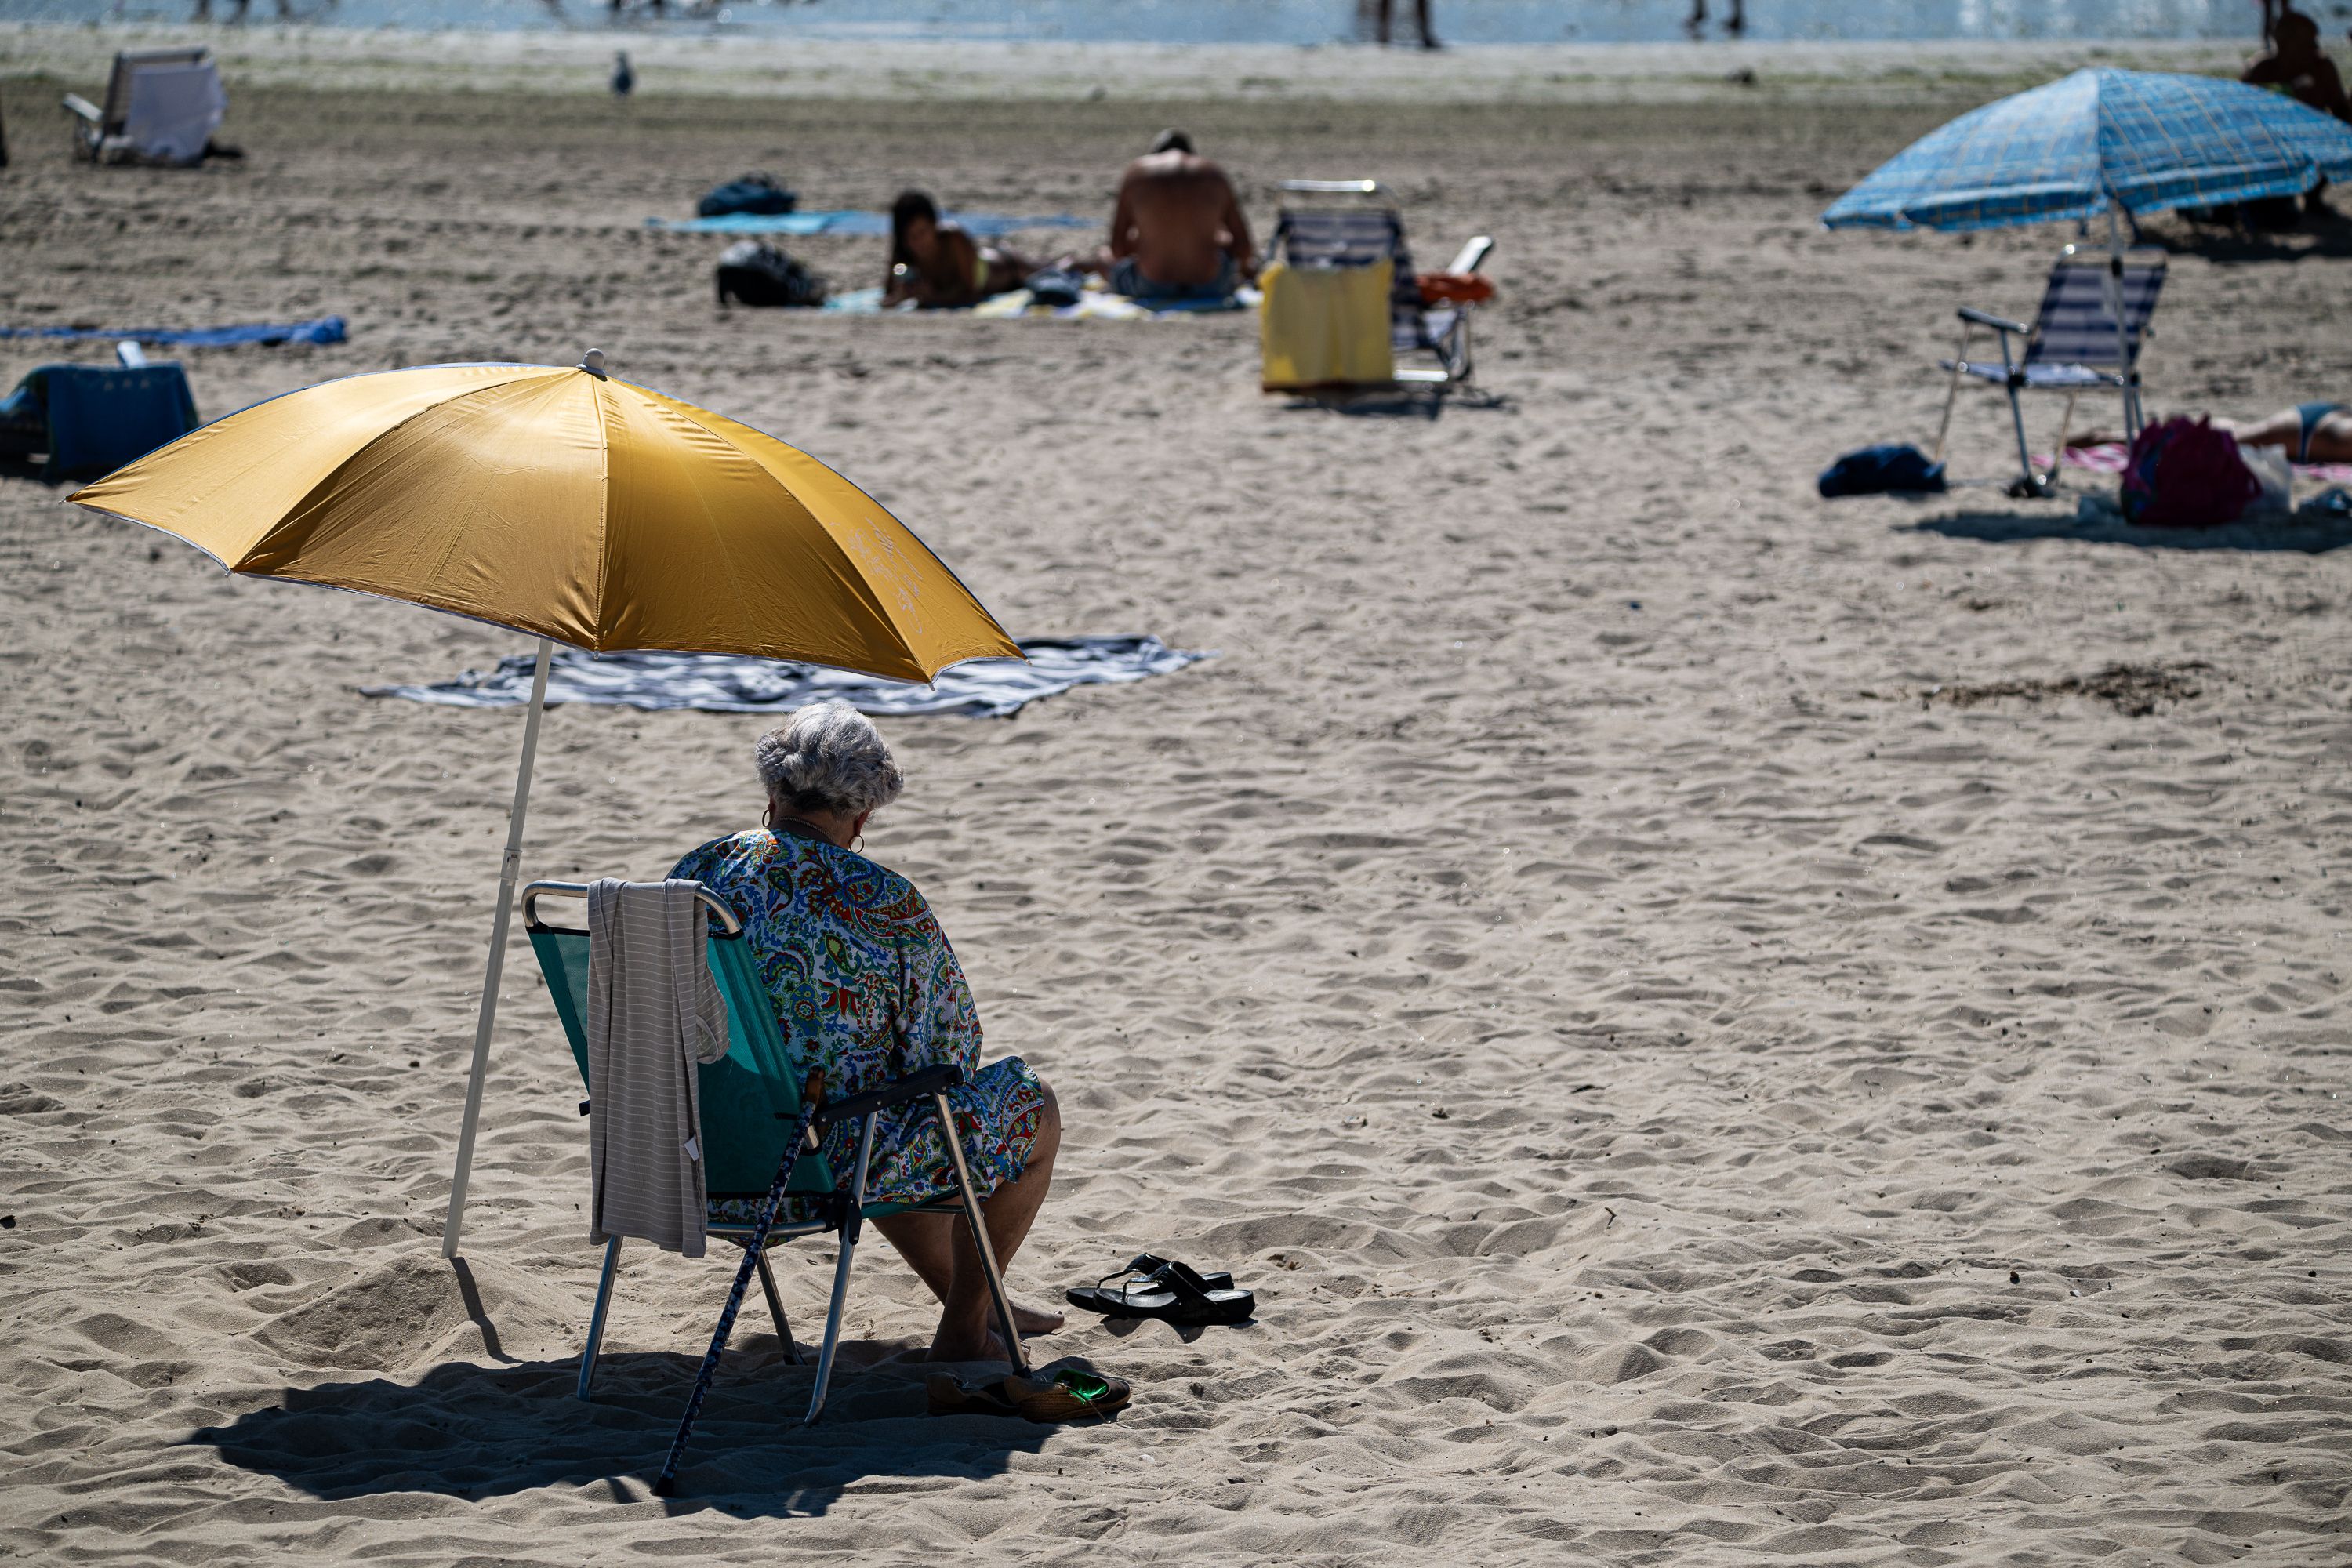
<box><xmin>0</xmin><ymin>22</ymin><xmax>2254</xmax><ymax>102</ymax></box>
<box><xmin>2</xmin><ymin>0</ymin><xmax>2269</xmax><ymax>47</ymax></box>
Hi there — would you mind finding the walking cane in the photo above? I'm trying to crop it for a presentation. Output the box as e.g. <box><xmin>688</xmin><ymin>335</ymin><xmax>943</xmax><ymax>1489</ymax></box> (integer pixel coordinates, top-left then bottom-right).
<box><xmin>652</xmin><ymin>1071</ymin><xmax>825</xmax><ymax>1498</ymax></box>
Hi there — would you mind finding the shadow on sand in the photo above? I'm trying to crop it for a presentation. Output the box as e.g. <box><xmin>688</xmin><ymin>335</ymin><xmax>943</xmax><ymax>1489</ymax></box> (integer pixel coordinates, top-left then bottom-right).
<box><xmin>2154</xmin><ymin>210</ymin><xmax>2352</xmax><ymax>264</ymax></box>
<box><xmin>1904</xmin><ymin>505</ymin><xmax>2352</xmax><ymax>554</ymax></box>
<box><xmin>0</xmin><ymin>459</ymin><xmax>64</xmax><ymax>486</ymax></box>
<box><xmin>1275</xmin><ymin>384</ymin><xmax>1511</xmax><ymax>419</ymax></box>
<box><xmin>187</xmin><ymin>1345</ymin><xmax>1064</xmax><ymax>1516</ymax></box>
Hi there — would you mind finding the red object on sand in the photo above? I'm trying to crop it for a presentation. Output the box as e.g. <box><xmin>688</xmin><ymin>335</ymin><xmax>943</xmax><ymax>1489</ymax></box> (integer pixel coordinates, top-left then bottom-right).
<box><xmin>2122</xmin><ymin>416</ymin><xmax>2261</xmax><ymax>528</ymax></box>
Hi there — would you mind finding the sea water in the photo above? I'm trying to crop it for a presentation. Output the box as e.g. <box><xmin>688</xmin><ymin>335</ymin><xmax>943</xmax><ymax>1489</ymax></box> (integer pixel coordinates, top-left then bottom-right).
<box><xmin>6</xmin><ymin>0</ymin><xmax>2277</xmax><ymax>45</ymax></box>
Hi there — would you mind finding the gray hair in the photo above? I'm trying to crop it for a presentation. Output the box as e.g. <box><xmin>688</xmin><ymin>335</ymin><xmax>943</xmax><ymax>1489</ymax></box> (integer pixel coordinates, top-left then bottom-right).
<box><xmin>755</xmin><ymin>702</ymin><xmax>904</xmax><ymax>818</ymax></box>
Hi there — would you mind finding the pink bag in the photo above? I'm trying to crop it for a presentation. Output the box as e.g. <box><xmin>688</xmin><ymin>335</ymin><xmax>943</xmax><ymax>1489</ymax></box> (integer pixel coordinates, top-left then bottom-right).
<box><xmin>2121</xmin><ymin>416</ymin><xmax>2260</xmax><ymax>528</ymax></box>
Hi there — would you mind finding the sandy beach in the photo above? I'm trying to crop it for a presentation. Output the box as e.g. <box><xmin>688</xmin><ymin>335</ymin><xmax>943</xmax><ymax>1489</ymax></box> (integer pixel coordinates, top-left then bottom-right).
<box><xmin>2</xmin><ymin>24</ymin><xmax>2350</xmax><ymax>1565</ymax></box>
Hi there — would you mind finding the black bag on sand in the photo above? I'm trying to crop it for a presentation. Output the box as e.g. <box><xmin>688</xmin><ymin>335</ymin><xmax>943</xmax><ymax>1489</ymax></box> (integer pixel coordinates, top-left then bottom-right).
<box><xmin>715</xmin><ymin>241</ymin><xmax>828</xmax><ymax>308</ymax></box>
<box><xmin>1023</xmin><ymin>267</ymin><xmax>1085</xmax><ymax>307</ymax></box>
<box><xmin>697</xmin><ymin>170</ymin><xmax>798</xmax><ymax>218</ymax></box>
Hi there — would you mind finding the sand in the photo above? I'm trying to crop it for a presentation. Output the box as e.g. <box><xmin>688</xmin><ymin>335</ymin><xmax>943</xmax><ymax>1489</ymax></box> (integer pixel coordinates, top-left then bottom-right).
<box><xmin>3</xmin><ymin>25</ymin><xmax>2350</xmax><ymax>1566</ymax></box>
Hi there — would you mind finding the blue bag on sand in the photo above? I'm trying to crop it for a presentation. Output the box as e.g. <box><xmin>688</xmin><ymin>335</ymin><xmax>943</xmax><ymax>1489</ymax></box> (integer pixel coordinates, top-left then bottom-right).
<box><xmin>697</xmin><ymin>172</ymin><xmax>797</xmax><ymax>219</ymax></box>
<box><xmin>0</xmin><ymin>363</ymin><xmax>200</xmax><ymax>481</ymax></box>
<box><xmin>1817</xmin><ymin>443</ymin><xmax>1948</xmax><ymax>498</ymax></box>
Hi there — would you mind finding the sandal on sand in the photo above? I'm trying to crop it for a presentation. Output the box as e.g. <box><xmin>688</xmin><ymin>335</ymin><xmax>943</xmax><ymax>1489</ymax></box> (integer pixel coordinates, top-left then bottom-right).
<box><xmin>927</xmin><ymin>1368</ymin><xmax>1131</xmax><ymax>1423</ymax></box>
<box><xmin>1126</xmin><ymin>1252</ymin><xmax>1232</xmax><ymax>1293</ymax></box>
<box><xmin>1065</xmin><ymin>1256</ymin><xmax>1254</xmax><ymax>1325</ymax></box>
<box><xmin>1063</xmin><ymin>1252</ymin><xmax>1231</xmax><ymax>1310</ymax></box>
<box><xmin>926</xmin><ymin>1374</ymin><xmax>1022</xmax><ymax>1417</ymax></box>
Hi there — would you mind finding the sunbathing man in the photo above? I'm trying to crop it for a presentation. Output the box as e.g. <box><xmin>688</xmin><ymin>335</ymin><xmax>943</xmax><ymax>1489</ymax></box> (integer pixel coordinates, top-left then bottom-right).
<box><xmin>2219</xmin><ymin>401</ymin><xmax>2352</xmax><ymax>464</ymax></box>
<box><xmin>1098</xmin><ymin>131</ymin><xmax>1257</xmax><ymax>304</ymax></box>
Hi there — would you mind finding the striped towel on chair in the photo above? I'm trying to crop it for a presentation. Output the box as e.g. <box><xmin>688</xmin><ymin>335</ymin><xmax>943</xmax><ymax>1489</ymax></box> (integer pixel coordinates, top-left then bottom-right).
<box><xmin>586</xmin><ymin>879</ymin><xmax>731</xmax><ymax>1258</ymax></box>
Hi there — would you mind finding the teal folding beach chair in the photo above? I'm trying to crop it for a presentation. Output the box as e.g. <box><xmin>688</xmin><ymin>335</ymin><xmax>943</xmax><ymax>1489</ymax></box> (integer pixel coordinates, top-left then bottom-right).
<box><xmin>520</xmin><ymin>880</ymin><xmax>1028</xmax><ymax>1423</ymax></box>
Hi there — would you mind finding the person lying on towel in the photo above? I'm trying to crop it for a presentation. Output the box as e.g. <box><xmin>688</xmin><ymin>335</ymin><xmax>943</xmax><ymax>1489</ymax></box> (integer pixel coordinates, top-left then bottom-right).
<box><xmin>1092</xmin><ymin>129</ymin><xmax>1258</xmax><ymax>304</ymax></box>
<box><xmin>881</xmin><ymin>189</ymin><xmax>1036</xmax><ymax>309</ymax></box>
<box><xmin>670</xmin><ymin>702</ymin><xmax>1064</xmax><ymax>1361</ymax></box>
<box><xmin>2220</xmin><ymin>401</ymin><xmax>2352</xmax><ymax>465</ymax></box>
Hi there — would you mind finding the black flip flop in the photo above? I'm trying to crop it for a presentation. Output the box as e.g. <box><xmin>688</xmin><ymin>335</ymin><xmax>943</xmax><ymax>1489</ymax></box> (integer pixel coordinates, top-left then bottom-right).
<box><xmin>1127</xmin><ymin>1252</ymin><xmax>1233</xmax><ymax>1294</ymax></box>
<box><xmin>1066</xmin><ymin>1256</ymin><xmax>1254</xmax><ymax>1325</ymax></box>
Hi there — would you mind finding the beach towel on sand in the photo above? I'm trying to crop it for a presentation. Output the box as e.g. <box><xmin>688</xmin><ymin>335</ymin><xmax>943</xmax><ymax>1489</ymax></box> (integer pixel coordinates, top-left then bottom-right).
<box><xmin>815</xmin><ymin>285</ymin><xmax>1257</xmax><ymax>320</ymax></box>
<box><xmin>0</xmin><ymin>317</ymin><xmax>345</xmax><ymax>348</ymax></box>
<box><xmin>651</xmin><ymin>210</ymin><xmax>1091</xmax><ymax>238</ymax></box>
<box><xmin>365</xmin><ymin>635</ymin><xmax>1211</xmax><ymax>718</ymax></box>
<box><xmin>586</xmin><ymin>879</ymin><xmax>731</xmax><ymax>1259</ymax></box>
<box><xmin>2056</xmin><ymin>441</ymin><xmax>2352</xmax><ymax>486</ymax></box>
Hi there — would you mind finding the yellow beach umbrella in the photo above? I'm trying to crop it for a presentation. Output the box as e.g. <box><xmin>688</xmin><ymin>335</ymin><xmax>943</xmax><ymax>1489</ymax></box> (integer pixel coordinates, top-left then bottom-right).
<box><xmin>72</xmin><ymin>353</ymin><xmax>1021</xmax><ymax>1256</ymax></box>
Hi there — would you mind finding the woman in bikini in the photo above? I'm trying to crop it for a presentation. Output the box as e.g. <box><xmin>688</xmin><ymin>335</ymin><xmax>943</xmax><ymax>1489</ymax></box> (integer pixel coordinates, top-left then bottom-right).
<box><xmin>2220</xmin><ymin>402</ymin><xmax>2352</xmax><ymax>465</ymax></box>
<box><xmin>881</xmin><ymin>189</ymin><xmax>1035</xmax><ymax>309</ymax></box>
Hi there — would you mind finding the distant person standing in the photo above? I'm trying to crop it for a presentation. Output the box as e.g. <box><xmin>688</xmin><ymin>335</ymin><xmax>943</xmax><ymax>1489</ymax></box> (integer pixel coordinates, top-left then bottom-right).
<box><xmin>612</xmin><ymin>50</ymin><xmax>635</xmax><ymax>99</ymax></box>
<box><xmin>1095</xmin><ymin>131</ymin><xmax>1257</xmax><ymax>303</ymax></box>
<box><xmin>1375</xmin><ymin>0</ymin><xmax>1439</xmax><ymax>48</ymax></box>
<box><xmin>1686</xmin><ymin>0</ymin><xmax>1746</xmax><ymax>38</ymax></box>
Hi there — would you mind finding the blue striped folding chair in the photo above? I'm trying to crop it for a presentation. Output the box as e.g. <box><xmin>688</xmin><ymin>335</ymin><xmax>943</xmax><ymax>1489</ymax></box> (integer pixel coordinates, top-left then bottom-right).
<box><xmin>1266</xmin><ymin>180</ymin><xmax>1494</xmax><ymax>386</ymax></box>
<box><xmin>1932</xmin><ymin>243</ymin><xmax>2167</xmax><ymax>495</ymax></box>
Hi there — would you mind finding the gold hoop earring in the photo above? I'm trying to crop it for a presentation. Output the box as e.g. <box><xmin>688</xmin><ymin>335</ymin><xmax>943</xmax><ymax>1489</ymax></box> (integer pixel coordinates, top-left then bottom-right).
<box><xmin>851</xmin><ymin>833</ymin><xmax>865</xmax><ymax>855</ymax></box>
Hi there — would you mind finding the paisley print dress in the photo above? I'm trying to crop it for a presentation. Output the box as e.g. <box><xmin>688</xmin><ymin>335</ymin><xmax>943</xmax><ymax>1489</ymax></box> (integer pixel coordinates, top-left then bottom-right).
<box><xmin>670</xmin><ymin>826</ymin><xmax>1045</xmax><ymax>1215</ymax></box>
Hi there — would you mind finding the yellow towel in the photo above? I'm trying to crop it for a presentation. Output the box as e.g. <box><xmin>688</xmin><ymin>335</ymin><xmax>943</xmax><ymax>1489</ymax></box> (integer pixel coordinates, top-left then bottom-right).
<box><xmin>1259</xmin><ymin>260</ymin><xmax>1396</xmax><ymax>390</ymax></box>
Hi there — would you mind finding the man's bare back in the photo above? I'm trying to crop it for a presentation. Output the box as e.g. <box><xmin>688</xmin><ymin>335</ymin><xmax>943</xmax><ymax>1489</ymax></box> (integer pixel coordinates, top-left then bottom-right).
<box><xmin>1106</xmin><ymin>140</ymin><xmax>1255</xmax><ymax>291</ymax></box>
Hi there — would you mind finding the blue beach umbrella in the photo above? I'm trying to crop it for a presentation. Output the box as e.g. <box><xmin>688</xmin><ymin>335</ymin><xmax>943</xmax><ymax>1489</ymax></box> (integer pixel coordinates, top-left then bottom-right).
<box><xmin>1823</xmin><ymin>67</ymin><xmax>2352</xmax><ymax>233</ymax></box>
<box><xmin>1824</xmin><ymin>67</ymin><xmax>2352</xmax><ymax>457</ymax></box>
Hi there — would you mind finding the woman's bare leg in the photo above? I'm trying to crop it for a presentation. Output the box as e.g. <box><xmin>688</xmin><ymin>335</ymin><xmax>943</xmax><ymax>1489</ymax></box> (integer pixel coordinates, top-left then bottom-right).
<box><xmin>2214</xmin><ymin>408</ymin><xmax>2305</xmax><ymax>452</ymax></box>
<box><xmin>873</xmin><ymin>1080</ymin><xmax>1063</xmax><ymax>1359</ymax></box>
<box><xmin>874</xmin><ymin>1211</ymin><xmax>1064</xmax><ymax>1335</ymax></box>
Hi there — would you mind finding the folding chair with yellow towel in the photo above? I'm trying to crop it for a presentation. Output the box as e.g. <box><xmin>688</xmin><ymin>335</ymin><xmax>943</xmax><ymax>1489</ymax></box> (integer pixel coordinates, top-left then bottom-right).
<box><xmin>1259</xmin><ymin>180</ymin><xmax>1494</xmax><ymax>391</ymax></box>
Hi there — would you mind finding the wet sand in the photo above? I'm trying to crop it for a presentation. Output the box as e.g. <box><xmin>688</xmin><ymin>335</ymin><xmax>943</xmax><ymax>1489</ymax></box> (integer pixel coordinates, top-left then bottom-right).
<box><xmin>2</xmin><ymin>27</ymin><xmax>2350</xmax><ymax>1566</ymax></box>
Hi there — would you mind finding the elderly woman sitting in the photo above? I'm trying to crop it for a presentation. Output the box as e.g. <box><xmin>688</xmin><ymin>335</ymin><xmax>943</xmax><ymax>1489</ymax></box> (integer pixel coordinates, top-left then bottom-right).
<box><xmin>670</xmin><ymin>702</ymin><xmax>1062</xmax><ymax>1362</ymax></box>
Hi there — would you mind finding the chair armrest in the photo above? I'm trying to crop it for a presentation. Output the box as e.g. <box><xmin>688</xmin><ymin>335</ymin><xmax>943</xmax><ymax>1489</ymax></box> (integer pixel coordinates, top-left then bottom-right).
<box><xmin>1957</xmin><ymin>306</ymin><xmax>2030</xmax><ymax>336</ymax></box>
<box><xmin>1446</xmin><ymin>235</ymin><xmax>1494</xmax><ymax>274</ymax></box>
<box><xmin>815</xmin><ymin>1063</ymin><xmax>966</xmax><ymax>1127</ymax></box>
<box><xmin>63</xmin><ymin>93</ymin><xmax>102</xmax><ymax>125</ymax></box>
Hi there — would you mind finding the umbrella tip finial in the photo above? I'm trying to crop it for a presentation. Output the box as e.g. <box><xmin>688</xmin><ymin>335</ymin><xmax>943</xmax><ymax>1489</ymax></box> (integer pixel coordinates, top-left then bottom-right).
<box><xmin>579</xmin><ymin>348</ymin><xmax>608</xmax><ymax>378</ymax></box>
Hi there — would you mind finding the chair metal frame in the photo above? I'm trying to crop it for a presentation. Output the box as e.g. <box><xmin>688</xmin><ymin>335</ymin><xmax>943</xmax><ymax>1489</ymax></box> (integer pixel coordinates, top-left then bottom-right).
<box><xmin>1932</xmin><ymin>243</ymin><xmax>2166</xmax><ymax>496</ymax></box>
<box><xmin>521</xmin><ymin>880</ymin><xmax>1029</xmax><ymax>1425</ymax></box>
<box><xmin>1266</xmin><ymin>179</ymin><xmax>1494</xmax><ymax>387</ymax></box>
<box><xmin>61</xmin><ymin>46</ymin><xmax>217</xmax><ymax>165</ymax></box>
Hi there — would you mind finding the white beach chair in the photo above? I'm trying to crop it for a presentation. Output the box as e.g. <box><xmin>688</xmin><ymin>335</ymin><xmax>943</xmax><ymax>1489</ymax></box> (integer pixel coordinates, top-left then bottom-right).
<box><xmin>1265</xmin><ymin>180</ymin><xmax>1494</xmax><ymax>386</ymax></box>
<box><xmin>62</xmin><ymin>46</ymin><xmax>227</xmax><ymax>166</ymax></box>
<box><xmin>1932</xmin><ymin>245</ymin><xmax>2167</xmax><ymax>495</ymax></box>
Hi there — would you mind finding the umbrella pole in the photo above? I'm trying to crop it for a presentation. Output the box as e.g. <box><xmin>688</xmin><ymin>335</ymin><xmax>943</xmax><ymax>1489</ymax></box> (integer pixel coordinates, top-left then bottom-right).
<box><xmin>440</xmin><ymin>637</ymin><xmax>556</xmax><ymax>1259</ymax></box>
<box><xmin>2106</xmin><ymin>207</ymin><xmax>2138</xmax><ymax>442</ymax></box>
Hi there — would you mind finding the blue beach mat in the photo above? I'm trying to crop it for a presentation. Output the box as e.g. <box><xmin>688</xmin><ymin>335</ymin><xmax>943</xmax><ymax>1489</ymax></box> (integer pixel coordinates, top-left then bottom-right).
<box><xmin>365</xmin><ymin>635</ymin><xmax>1213</xmax><ymax>719</ymax></box>
<box><xmin>0</xmin><ymin>317</ymin><xmax>347</xmax><ymax>348</ymax></box>
<box><xmin>652</xmin><ymin>210</ymin><xmax>1094</xmax><ymax>238</ymax></box>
